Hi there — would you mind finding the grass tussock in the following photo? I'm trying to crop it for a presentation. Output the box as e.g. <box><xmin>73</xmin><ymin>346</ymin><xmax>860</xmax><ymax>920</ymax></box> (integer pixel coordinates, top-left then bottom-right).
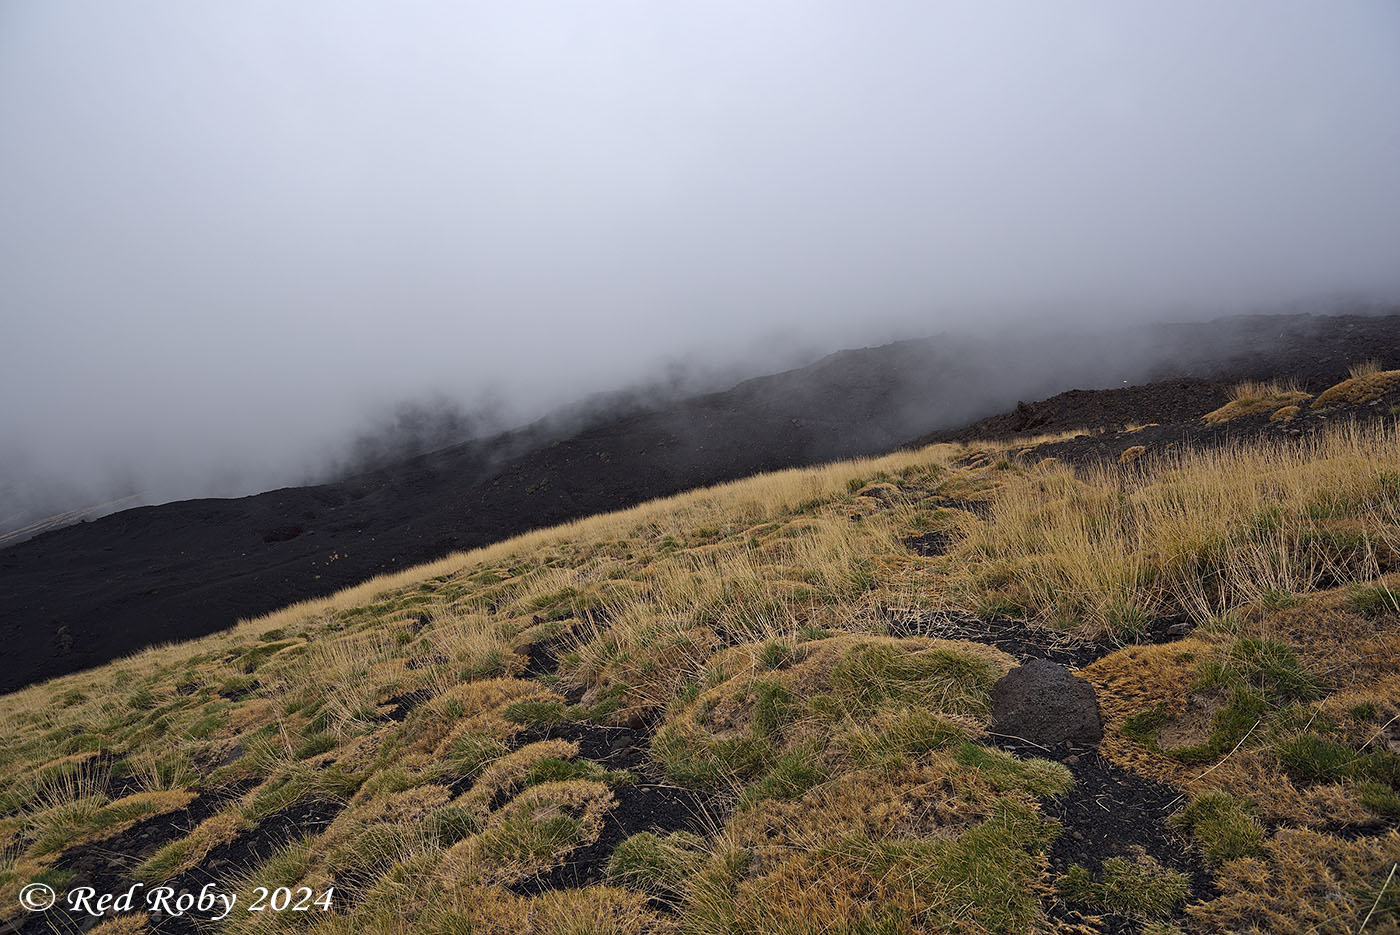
<box><xmin>1203</xmin><ymin>379</ymin><xmax>1311</xmax><ymax>425</ymax></box>
<box><xmin>1313</xmin><ymin>362</ymin><xmax>1400</xmax><ymax>408</ymax></box>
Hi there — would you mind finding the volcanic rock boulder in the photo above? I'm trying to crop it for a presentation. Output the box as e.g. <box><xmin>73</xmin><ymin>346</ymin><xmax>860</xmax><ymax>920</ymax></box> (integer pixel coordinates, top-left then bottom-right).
<box><xmin>990</xmin><ymin>658</ymin><xmax>1103</xmax><ymax>747</ymax></box>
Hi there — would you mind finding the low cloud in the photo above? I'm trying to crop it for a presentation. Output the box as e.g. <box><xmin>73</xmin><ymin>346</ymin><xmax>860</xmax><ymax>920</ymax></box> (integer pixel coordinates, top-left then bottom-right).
<box><xmin>2</xmin><ymin>2</ymin><xmax>1398</xmax><ymax>530</ymax></box>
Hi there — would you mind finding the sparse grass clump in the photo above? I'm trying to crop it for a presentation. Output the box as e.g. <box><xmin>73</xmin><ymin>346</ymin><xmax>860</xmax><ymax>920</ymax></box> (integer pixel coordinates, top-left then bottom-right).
<box><xmin>1352</xmin><ymin>358</ymin><xmax>1385</xmax><ymax>379</ymax></box>
<box><xmin>1169</xmin><ymin>791</ymin><xmax>1266</xmax><ymax>863</ymax></box>
<box><xmin>607</xmin><ymin>830</ymin><xmax>708</xmax><ymax>895</ymax></box>
<box><xmin>1122</xmin><ymin>635</ymin><xmax>1320</xmax><ymax>765</ymax></box>
<box><xmin>698</xmin><ymin>803</ymin><xmax>1058</xmax><ymax>935</ymax></box>
<box><xmin>654</xmin><ymin>636</ymin><xmax>1010</xmax><ymax>791</ymax></box>
<box><xmin>953</xmin><ymin>742</ymin><xmax>1073</xmax><ymax>797</ymax></box>
<box><xmin>1058</xmin><ymin>851</ymin><xmax>1191</xmax><ymax>919</ymax></box>
<box><xmin>1349</xmin><ymin>582</ymin><xmax>1400</xmax><ymax>617</ymax></box>
<box><xmin>472</xmin><ymin>780</ymin><xmax>615</xmax><ymax>885</ymax></box>
<box><xmin>1277</xmin><ymin>731</ymin><xmax>1400</xmax><ymax>794</ymax></box>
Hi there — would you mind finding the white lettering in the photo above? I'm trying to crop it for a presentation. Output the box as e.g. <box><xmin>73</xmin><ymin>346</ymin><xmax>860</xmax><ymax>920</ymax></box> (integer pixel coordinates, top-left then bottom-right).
<box><xmin>66</xmin><ymin>887</ymin><xmax>101</xmax><ymax>914</ymax></box>
<box><xmin>114</xmin><ymin>883</ymin><xmax>145</xmax><ymax>912</ymax></box>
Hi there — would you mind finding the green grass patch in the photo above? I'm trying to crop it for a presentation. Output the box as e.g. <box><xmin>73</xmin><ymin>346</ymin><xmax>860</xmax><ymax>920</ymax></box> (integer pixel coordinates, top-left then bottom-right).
<box><xmin>443</xmin><ymin>732</ymin><xmax>511</xmax><ymax>781</ymax></box>
<box><xmin>607</xmin><ymin>830</ymin><xmax>708</xmax><ymax>895</ymax></box>
<box><xmin>293</xmin><ymin>732</ymin><xmax>337</xmax><ymax>760</ymax></box>
<box><xmin>476</xmin><ymin>812</ymin><xmax>585</xmax><ymax>863</ymax></box>
<box><xmin>739</xmin><ymin>742</ymin><xmax>829</xmax><ymax>809</ymax></box>
<box><xmin>653</xmin><ymin>725</ymin><xmax>775</xmax><ymax>789</ymax></box>
<box><xmin>1169</xmin><ymin>791</ymin><xmax>1265</xmax><ymax>863</ymax></box>
<box><xmin>1143</xmin><ymin>637</ymin><xmax>1322</xmax><ymax>764</ymax></box>
<box><xmin>1058</xmin><ymin>853</ymin><xmax>1190</xmax><ymax>920</ymax></box>
<box><xmin>954</xmin><ymin>743</ymin><xmax>1073</xmax><ymax>797</ymax></box>
<box><xmin>1348</xmin><ymin>583</ymin><xmax>1400</xmax><ymax>617</ymax></box>
<box><xmin>816</xmin><ymin>804</ymin><xmax>1059</xmax><ymax>935</ymax></box>
<box><xmin>1357</xmin><ymin>780</ymin><xmax>1400</xmax><ymax>818</ymax></box>
<box><xmin>522</xmin><ymin>756</ymin><xmax>634</xmax><ymax>789</ymax></box>
<box><xmin>837</xmin><ymin>708</ymin><xmax>966</xmax><ymax>768</ymax></box>
<box><xmin>827</xmin><ymin>643</ymin><xmax>1001</xmax><ymax>719</ymax></box>
<box><xmin>501</xmin><ymin>699</ymin><xmax>571</xmax><ymax>728</ymax></box>
<box><xmin>1122</xmin><ymin>703</ymin><xmax>1171</xmax><ymax>745</ymax></box>
<box><xmin>234</xmin><ymin>640</ymin><xmax>296</xmax><ymax>672</ymax></box>
<box><xmin>426</xmin><ymin>805</ymin><xmax>480</xmax><ymax>845</ymax></box>
<box><xmin>1277</xmin><ymin>732</ymin><xmax>1359</xmax><ymax>782</ymax></box>
<box><xmin>1194</xmin><ymin>637</ymin><xmax>1318</xmax><ymax>704</ymax></box>
<box><xmin>1276</xmin><ymin>730</ymin><xmax>1400</xmax><ymax>794</ymax></box>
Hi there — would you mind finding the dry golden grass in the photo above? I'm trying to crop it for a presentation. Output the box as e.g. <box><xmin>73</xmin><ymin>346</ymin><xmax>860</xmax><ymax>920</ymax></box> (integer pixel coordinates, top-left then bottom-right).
<box><xmin>1313</xmin><ymin>364</ymin><xmax>1400</xmax><ymax>408</ymax></box>
<box><xmin>1203</xmin><ymin>379</ymin><xmax>1311</xmax><ymax>425</ymax></box>
<box><xmin>1119</xmin><ymin>444</ymin><xmax>1147</xmax><ymax>464</ymax></box>
<box><xmin>1188</xmin><ymin>828</ymin><xmax>1400</xmax><ymax>934</ymax></box>
<box><xmin>311</xmin><ymin>881</ymin><xmax>678</xmax><ymax>935</ymax></box>
<box><xmin>1352</xmin><ymin>359</ymin><xmax>1386</xmax><ymax>379</ymax></box>
<box><xmin>5</xmin><ymin>420</ymin><xmax>1400</xmax><ymax>933</ymax></box>
<box><xmin>956</xmin><ymin>421</ymin><xmax>1400</xmax><ymax>637</ymax></box>
<box><xmin>89</xmin><ymin>915</ymin><xmax>149</xmax><ymax>935</ymax></box>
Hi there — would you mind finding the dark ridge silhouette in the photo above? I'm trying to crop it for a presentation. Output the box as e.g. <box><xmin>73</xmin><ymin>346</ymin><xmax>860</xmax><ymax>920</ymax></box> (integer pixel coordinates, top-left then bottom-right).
<box><xmin>2</xmin><ymin>310</ymin><xmax>1398</xmax><ymax>694</ymax></box>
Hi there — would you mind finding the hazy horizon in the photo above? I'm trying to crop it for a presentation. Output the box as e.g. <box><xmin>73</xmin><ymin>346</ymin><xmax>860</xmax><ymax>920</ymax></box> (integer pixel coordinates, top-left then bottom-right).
<box><xmin>4</xmin><ymin>2</ymin><xmax>1400</xmax><ymax>525</ymax></box>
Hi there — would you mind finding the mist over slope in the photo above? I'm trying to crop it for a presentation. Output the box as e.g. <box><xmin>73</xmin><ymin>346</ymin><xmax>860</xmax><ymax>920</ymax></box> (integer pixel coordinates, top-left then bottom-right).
<box><xmin>5</xmin><ymin>301</ymin><xmax>1390</xmax><ymax>541</ymax></box>
<box><xmin>7</xmin><ymin>349</ymin><xmax>1400</xmax><ymax>934</ymax></box>
<box><xmin>5</xmin><ymin>4</ymin><xmax>1400</xmax><ymax>541</ymax></box>
<box><xmin>3</xmin><ymin>309</ymin><xmax>1399</xmax><ymax>693</ymax></box>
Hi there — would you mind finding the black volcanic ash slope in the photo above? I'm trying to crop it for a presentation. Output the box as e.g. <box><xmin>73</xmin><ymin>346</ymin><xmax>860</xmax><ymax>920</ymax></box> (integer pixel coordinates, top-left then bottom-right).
<box><xmin>2</xmin><ymin>310</ymin><xmax>1398</xmax><ymax>693</ymax></box>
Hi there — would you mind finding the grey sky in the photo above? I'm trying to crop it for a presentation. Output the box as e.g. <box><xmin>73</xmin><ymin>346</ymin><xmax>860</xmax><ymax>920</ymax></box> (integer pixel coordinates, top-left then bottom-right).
<box><xmin>3</xmin><ymin>2</ymin><xmax>1400</xmax><ymax>519</ymax></box>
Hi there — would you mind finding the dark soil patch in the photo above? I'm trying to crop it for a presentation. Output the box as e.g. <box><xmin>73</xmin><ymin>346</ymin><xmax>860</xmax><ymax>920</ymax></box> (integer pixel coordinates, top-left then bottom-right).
<box><xmin>516</xmin><ymin>628</ymin><xmax>578</xmax><ymax>678</ymax></box>
<box><xmin>890</xmin><ymin>611</ymin><xmax>1107</xmax><ymax>669</ymax></box>
<box><xmin>218</xmin><ymin>680</ymin><xmax>259</xmax><ymax>701</ymax></box>
<box><xmin>491</xmin><ymin>720</ymin><xmax>726</xmax><ymax>896</ymax></box>
<box><xmin>23</xmin><ymin>782</ymin><xmax>258</xmax><ymax>935</ymax></box>
<box><xmin>513</xmin><ymin>721</ymin><xmax>651</xmax><ymax>773</ymax></box>
<box><xmin>378</xmin><ymin>688</ymin><xmax>433</xmax><ymax>722</ymax></box>
<box><xmin>1322</xmin><ymin>817</ymin><xmax>1400</xmax><ymax>840</ymax></box>
<box><xmin>935</xmin><ymin>497</ymin><xmax>993</xmax><ymax>518</ymax></box>
<box><xmin>1014</xmin><ymin>383</ymin><xmax>1400</xmax><ymax>472</ymax></box>
<box><xmin>988</xmin><ymin>737</ymin><xmax>1214</xmax><ymax>935</ymax></box>
<box><xmin>890</xmin><ymin>609</ymin><xmax>1195</xmax><ymax>672</ymax></box>
<box><xmin>509</xmin><ymin>780</ymin><xmax>717</xmax><ymax>896</ymax></box>
<box><xmin>924</xmin><ymin>379</ymin><xmax>1234</xmax><ymax>445</ymax></box>
<box><xmin>261</xmin><ymin>524</ymin><xmax>305</xmax><ymax>544</ymax></box>
<box><xmin>117</xmin><ymin>798</ymin><xmax>349</xmax><ymax>935</ymax></box>
<box><xmin>173</xmin><ymin>798</ymin><xmax>346</xmax><ymax>891</ymax></box>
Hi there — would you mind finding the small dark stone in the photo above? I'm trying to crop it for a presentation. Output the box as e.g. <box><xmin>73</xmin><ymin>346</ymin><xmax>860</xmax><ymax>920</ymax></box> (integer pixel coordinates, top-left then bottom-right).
<box><xmin>903</xmin><ymin>531</ymin><xmax>953</xmax><ymax>557</ymax></box>
<box><xmin>1164</xmin><ymin>621</ymin><xmax>1193</xmax><ymax>640</ymax></box>
<box><xmin>261</xmin><ymin>524</ymin><xmax>305</xmax><ymax>543</ymax></box>
<box><xmin>215</xmin><ymin>743</ymin><xmax>244</xmax><ymax>768</ymax></box>
<box><xmin>990</xmin><ymin>658</ymin><xmax>1103</xmax><ymax>747</ymax></box>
